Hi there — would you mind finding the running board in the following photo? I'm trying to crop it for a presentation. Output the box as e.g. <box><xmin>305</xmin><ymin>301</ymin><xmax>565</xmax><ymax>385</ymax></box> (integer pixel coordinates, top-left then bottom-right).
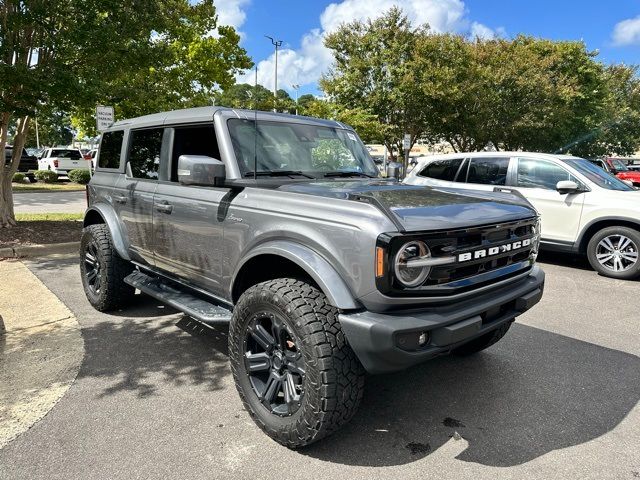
<box><xmin>124</xmin><ymin>270</ymin><xmax>232</xmax><ymax>326</ymax></box>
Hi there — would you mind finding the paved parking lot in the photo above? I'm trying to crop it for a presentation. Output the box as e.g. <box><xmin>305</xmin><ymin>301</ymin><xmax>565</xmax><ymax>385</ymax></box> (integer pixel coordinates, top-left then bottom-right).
<box><xmin>0</xmin><ymin>252</ymin><xmax>638</xmax><ymax>480</ymax></box>
<box><xmin>13</xmin><ymin>191</ymin><xmax>86</xmax><ymax>214</ymax></box>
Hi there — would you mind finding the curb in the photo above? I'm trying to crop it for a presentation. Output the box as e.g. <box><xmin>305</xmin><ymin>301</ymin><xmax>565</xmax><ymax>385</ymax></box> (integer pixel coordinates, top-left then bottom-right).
<box><xmin>0</xmin><ymin>241</ymin><xmax>79</xmax><ymax>259</ymax></box>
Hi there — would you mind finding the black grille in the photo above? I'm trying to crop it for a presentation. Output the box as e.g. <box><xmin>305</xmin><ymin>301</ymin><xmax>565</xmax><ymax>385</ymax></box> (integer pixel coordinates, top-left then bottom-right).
<box><xmin>377</xmin><ymin>218</ymin><xmax>538</xmax><ymax>297</ymax></box>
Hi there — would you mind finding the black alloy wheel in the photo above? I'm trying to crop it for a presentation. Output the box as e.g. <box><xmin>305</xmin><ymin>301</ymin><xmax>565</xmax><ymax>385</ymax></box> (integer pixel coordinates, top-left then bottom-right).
<box><xmin>243</xmin><ymin>310</ymin><xmax>305</xmax><ymax>416</ymax></box>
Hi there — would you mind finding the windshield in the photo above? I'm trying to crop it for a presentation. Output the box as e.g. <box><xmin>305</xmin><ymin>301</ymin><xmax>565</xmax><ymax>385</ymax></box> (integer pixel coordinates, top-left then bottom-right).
<box><xmin>563</xmin><ymin>158</ymin><xmax>634</xmax><ymax>191</ymax></box>
<box><xmin>610</xmin><ymin>158</ymin><xmax>629</xmax><ymax>171</ymax></box>
<box><xmin>52</xmin><ymin>149</ymin><xmax>82</xmax><ymax>159</ymax></box>
<box><xmin>227</xmin><ymin>118</ymin><xmax>379</xmax><ymax>178</ymax></box>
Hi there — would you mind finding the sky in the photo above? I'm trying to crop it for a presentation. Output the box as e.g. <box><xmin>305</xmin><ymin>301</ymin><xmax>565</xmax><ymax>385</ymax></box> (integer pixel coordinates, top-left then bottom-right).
<box><xmin>215</xmin><ymin>0</ymin><xmax>640</xmax><ymax>96</ymax></box>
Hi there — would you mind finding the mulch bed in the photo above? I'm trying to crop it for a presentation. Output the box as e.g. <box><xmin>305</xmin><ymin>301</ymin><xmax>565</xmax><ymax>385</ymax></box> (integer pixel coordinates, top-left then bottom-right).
<box><xmin>0</xmin><ymin>221</ymin><xmax>82</xmax><ymax>248</ymax></box>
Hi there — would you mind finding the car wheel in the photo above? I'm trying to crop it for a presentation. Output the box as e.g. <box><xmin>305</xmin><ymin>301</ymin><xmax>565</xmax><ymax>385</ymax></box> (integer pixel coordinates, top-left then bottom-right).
<box><xmin>27</xmin><ymin>175</ymin><xmax>36</xmax><ymax>183</ymax></box>
<box><xmin>451</xmin><ymin>321</ymin><xmax>512</xmax><ymax>356</ymax></box>
<box><xmin>587</xmin><ymin>226</ymin><xmax>640</xmax><ymax>280</ymax></box>
<box><xmin>80</xmin><ymin>224</ymin><xmax>135</xmax><ymax>311</ymax></box>
<box><xmin>229</xmin><ymin>278</ymin><xmax>365</xmax><ymax>448</ymax></box>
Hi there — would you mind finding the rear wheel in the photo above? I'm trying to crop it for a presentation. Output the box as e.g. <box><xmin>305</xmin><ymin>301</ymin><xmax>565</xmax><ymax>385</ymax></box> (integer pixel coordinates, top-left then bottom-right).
<box><xmin>587</xmin><ymin>226</ymin><xmax>640</xmax><ymax>280</ymax></box>
<box><xmin>451</xmin><ymin>321</ymin><xmax>512</xmax><ymax>356</ymax></box>
<box><xmin>80</xmin><ymin>224</ymin><xmax>135</xmax><ymax>311</ymax></box>
<box><xmin>229</xmin><ymin>278</ymin><xmax>365</xmax><ymax>448</ymax></box>
<box><xmin>27</xmin><ymin>175</ymin><xmax>36</xmax><ymax>183</ymax></box>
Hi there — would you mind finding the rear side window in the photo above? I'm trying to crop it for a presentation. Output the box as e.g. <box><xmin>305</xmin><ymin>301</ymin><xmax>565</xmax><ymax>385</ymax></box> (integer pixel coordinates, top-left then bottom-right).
<box><xmin>98</xmin><ymin>131</ymin><xmax>124</xmax><ymax>169</ymax></box>
<box><xmin>128</xmin><ymin>128</ymin><xmax>163</xmax><ymax>179</ymax></box>
<box><xmin>418</xmin><ymin>158</ymin><xmax>463</xmax><ymax>181</ymax></box>
<box><xmin>466</xmin><ymin>157</ymin><xmax>510</xmax><ymax>185</ymax></box>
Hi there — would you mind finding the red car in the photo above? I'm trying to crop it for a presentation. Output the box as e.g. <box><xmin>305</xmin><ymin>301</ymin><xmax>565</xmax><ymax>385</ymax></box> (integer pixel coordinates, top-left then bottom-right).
<box><xmin>591</xmin><ymin>157</ymin><xmax>640</xmax><ymax>187</ymax></box>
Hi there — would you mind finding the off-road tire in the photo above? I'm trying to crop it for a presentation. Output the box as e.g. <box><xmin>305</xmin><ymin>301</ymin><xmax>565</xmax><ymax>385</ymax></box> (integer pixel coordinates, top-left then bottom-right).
<box><xmin>229</xmin><ymin>278</ymin><xmax>365</xmax><ymax>448</ymax></box>
<box><xmin>80</xmin><ymin>224</ymin><xmax>135</xmax><ymax>311</ymax></box>
<box><xmin>451</xmin><ymin>321</ymin><xmax>512</xmax><ymax>356</ymax></box>
<box><xmin>586</xmin><ymin>226</ymin><xmax>640</xmax><ymax>280</ymax></box>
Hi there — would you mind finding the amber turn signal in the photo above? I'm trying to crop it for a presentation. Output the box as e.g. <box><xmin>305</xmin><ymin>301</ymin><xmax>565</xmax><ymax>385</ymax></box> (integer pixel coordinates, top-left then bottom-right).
<box><xmin>375</xmin><ymin>246</ymin><xmax>385</xmax><ymax>278</ymax></box>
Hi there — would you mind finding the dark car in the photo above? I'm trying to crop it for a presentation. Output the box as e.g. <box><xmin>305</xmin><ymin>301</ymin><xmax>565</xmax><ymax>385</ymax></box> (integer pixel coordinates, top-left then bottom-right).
<box><xmin>4</xmin><ymin>145</ymin><xmax>39</xmax><ymax>182</ymax></box>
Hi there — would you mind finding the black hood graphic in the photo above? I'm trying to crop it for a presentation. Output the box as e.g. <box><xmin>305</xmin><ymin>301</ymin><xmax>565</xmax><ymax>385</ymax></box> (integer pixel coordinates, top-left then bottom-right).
<box><xmin>278</xmin><ymin>180</ymin><xmax>537</xmax><ymax>232</ymax></box>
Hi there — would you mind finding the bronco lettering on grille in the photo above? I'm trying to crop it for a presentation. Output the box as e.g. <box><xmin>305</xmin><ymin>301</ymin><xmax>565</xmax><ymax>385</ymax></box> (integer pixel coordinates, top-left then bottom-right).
<box><xmin>457</xmin><ymin>238</ymin><xmax>532</xmax><ymax>263</ymax></box>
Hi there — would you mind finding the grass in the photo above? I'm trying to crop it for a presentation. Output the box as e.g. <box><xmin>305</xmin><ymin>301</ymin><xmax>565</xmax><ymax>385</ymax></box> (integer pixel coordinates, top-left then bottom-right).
<box><xmin>12</xmin><ymin>181</ymin><xmax>86</xmax><ymax>192</ymax></box>
<box><xmin>15</xmin><ymin>213</ymin><xmax>84</xmax><ymax>222</ymax></box>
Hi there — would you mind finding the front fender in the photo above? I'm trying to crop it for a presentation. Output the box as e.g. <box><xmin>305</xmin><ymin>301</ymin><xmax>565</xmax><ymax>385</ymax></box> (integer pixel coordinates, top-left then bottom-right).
<box><xmin>83</xmin><ymin>203</ymin><xmax>131</xmax><ymax>261</ymax></box>
<box><xmin>232</xmin><ymin>240</ymin><xmax>361</xmax><ymax>310</ymax></box>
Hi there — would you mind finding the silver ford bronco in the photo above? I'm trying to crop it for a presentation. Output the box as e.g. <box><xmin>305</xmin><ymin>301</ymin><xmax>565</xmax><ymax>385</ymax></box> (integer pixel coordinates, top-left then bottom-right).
<box><xmin>80</xmin><ymin>107</ymin><xmax>545</xmax><ymax>447</ymax></box>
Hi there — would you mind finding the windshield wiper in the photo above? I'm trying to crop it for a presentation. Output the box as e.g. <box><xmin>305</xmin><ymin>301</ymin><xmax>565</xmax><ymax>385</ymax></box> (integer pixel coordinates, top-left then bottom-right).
<box><xmin>244</xmin><ymin>170</ymin><xmax>315</xmax><ymax>179</ymax></box>
<box><xmin>323</xmin><ymin>171</ymin><xmax>376</xmax><ymax>178</ymax></box>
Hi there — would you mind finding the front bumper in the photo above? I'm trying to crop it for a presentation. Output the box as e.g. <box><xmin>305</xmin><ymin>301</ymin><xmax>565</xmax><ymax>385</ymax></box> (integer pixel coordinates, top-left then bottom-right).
<box><xmin>339</xmin><ymin>266</ymin><xmax>545</xmax><ymax>374</ymax></box>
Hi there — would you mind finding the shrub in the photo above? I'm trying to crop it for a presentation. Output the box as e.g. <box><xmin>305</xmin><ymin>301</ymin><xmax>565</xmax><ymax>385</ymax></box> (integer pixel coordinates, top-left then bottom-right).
<box><xmin>12</xmin><ymin>173</ymin><xmax>25</xmax><ymax>183</ymax></box>
<box><xmin>33</xmin><ymin>170</ymin><xmax>58</xmax><ymax>183</ymax></box>
<box><xmin>68</xmin><ymin>169</ymin><xmax>91</xmax><ymax>184</ymax></box>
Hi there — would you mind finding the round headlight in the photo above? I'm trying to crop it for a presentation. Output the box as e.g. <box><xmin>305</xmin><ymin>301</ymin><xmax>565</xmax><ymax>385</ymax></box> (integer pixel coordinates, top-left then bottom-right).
<box><xmin>394</xmin><ymin>240</ymin><xmax>430</xmax><ymax>287</ymax></box>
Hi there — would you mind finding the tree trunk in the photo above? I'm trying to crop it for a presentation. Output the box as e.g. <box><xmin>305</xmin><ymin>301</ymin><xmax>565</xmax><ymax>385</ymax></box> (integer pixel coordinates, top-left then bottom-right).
<box><xmin>0</xmin><ymin>115</ymin><xmax>30</xmax><ymax>228</ymax></box>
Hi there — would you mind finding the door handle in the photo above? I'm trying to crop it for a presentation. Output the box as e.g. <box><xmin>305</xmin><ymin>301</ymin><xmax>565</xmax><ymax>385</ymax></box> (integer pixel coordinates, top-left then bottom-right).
<box><xmin>155</xmin><ymin>201</ymin><xmax>173</xmax><ymax>214</ymax></box>
<box><xmin>113</xmin><ymin>195</ymin><xmax>127</xmax><ymax>204</ymax></box>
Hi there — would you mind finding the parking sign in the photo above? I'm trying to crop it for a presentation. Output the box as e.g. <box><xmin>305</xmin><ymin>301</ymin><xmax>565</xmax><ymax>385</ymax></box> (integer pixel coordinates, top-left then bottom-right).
<box><xmin>96</xmin><ymin>106</ymin><xmax>114</xmax><ymax>132</ymax></box>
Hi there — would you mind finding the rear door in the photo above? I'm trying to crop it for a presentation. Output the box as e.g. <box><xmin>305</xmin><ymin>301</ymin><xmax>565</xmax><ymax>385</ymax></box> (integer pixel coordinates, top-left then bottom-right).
<box><xmin>152</xmin><ymin>123</ymin><xmax>229</xmax><ymax>296</ymax></box>
<box><xmin>510</xmin><ymin>156</ymin><xmax>585</xmax><ymax>244</ymax></box>
<box><xmin>112</xmin><ymin>127</ymin><xmax>164</xmax><ymax>265</ymax></box>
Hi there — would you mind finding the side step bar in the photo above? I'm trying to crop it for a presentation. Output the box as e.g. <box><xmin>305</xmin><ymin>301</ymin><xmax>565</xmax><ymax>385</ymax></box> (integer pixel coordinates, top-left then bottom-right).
<box><xmin>124</xmin><ymin>270</ymin><xmax>232</xmax><ymax>326</ymax></box>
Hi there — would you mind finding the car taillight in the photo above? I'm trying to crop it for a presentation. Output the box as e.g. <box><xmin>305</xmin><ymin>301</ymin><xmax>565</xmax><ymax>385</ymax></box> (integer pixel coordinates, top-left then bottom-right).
<box><xmin>53</xmin><ymin>160</ymin><xmax>58</xmax><ymax>168</ymax></box>
<box><xmin>84</xmin><ymin>154</ymin><xmax>92</xmax><ymax>160</ymax></box>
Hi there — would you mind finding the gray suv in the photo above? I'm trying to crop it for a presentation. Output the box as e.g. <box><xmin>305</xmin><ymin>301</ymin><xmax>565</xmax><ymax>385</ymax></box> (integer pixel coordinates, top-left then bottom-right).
<box><xmin>80</xmin><ymin>107</ymin><xmax>545</xmax><ymax>447</ymax></box>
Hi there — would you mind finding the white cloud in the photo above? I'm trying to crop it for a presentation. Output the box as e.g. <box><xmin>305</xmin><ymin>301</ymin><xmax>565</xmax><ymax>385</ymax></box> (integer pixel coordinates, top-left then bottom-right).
<box><xmin>216</xmin><ymin>0</ymin><xmax>250</xmax><ymax>35</ymax></box>
<box><xmin>611</xmin><ymin>15</ymin><xmax>640</xmax><ymax>46</ymax></box>
<box><xmin>239</xmin><ymin>0</ymin><xmax>504</xmax><ymax>92</ymax></box>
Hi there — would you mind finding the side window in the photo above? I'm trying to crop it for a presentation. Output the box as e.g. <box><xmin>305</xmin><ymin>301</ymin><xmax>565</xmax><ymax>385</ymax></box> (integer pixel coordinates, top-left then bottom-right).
<box><xmin>98</xmin><ymin>131</ymin><xmax>124</xmax><ymax>169</ymax></box>
<box><xmin>128</xmin><ymin>128</ymin><xmax>163</xmax><ymax>179</ymax></box>
<box><xmin>466</xmin><ymin>157</ymin><xmax>510</xmax><ymax>185</ymax></box>
<box><xmin>516</xmin><ymin>158</ymin><xmax>577</xmax><ymax>190</ymax></box>
<box><xmin>418</xmin><ymin>158</ymin><xmax>463</xmax><ymax>181</ymax></box>
<box><xmin>170</xmin><ymin>125</ymin><xmax>221</xmax><ymax>182</ymax></box>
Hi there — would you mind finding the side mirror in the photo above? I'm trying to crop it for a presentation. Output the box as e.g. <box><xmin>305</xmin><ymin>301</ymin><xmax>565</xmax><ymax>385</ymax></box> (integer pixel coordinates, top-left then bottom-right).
<box><xmin>177</xmin><ymin>155</ymin><xmax>225</xmax><ymax>187</ymax></box>
<box><xmin>386</xmin><ymin>162</ymin><xmax>403</xmax><ymax>180</ymax></box>
<box><xmin>556</xmin><ymin>180</ymin><xmax>580</xmax><ymax>195</ymax></box>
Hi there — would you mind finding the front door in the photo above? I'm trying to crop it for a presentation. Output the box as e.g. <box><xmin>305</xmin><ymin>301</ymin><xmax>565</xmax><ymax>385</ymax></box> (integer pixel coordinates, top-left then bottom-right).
<box><xmin>112</xmin><ymin>127</ymin><xmax>164</xmax><ymax>265</ymax></box>
<box><xmin>152</xmin><ymin>123</ymin><xmax>229</xmax><ymax>297</ymax></box>
<box><xmin>511</xmin><ymin>156</ymin><xmax>585</xmax><ymax>244</ymax></box>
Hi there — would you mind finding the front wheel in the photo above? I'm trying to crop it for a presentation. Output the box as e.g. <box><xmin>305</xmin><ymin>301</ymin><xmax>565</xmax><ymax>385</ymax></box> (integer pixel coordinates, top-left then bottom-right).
<box><xmin>587</xmin><ymin>226</ymin><xmax>640</xmax><ymax>280</ymax></box>
<box><xmin>229</xmin><ymin>279</ymin><xmax>365</xmax><ymax>448</ymax></box>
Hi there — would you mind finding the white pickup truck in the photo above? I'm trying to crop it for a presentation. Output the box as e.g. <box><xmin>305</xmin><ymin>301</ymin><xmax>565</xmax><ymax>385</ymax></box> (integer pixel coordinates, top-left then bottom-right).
<box><xmin>38</xmin><ymin>148</ymin><xmax>91</xmax><ymax>175</ymax></box>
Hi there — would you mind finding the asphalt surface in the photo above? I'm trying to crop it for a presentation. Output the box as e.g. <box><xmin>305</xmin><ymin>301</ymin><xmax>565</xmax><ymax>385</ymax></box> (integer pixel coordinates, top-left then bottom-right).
<box><xmin>0</xmin><ymin>252</ymin><xmax>638</xmax><ymax>479</ymax></box>
<box><xmin>13</xmin><ymin>191</ymin><xmax>86</xmax><ymax>214</ymax></box>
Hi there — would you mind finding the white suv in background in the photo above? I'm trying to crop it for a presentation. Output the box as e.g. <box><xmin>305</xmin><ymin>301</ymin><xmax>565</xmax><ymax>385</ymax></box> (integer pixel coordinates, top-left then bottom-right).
<box><xmin>404</xmin><ymin>152</ymin><xmax>640</xmax><ymax>280</ymax></box>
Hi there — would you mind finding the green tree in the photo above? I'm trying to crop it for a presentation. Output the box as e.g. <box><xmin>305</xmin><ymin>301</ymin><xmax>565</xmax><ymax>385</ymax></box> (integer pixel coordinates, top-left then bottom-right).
<box><xmin>27</xmin><ymin>111</ymin><xmax>74</xmax><ymax>148</ymax></box>
<box><xmin>214</xmin><ymin>83</ymin><xmax>274</xmax><ymax>110</ymax></box>
<box><xmin>304</xmin><ymin>99</ymin><xmax>383</xmax><ymax>143</ymax></box>
<box><xmin>321</xmin><ymin>7</ymin><xmax>429</xmax><ymax>167</ymax></box>
<box><xmin>0</xmin><ymin>0</ymin><xmax>251</xmax><ymax>227</ymax></box>
<box><xmin>297</xmin><ymin>94</ymin><xmax>316</xmax><ymax>114</ymax></box>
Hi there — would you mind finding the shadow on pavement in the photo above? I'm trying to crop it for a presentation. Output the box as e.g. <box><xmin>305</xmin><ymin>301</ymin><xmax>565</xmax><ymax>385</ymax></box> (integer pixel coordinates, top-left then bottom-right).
<box><xmin>537</xmin><ymin>250</ymin><xmax>592</xmax><ymax>271</ymax></box>
<box><xmin>77</xmin><ymin>311</ymin><xmax>229</xmax><ymax>399</ymax></box>
<box><xmin>302</xmin><ymin>323</ymin><xmax>640</xmax><ymax>467</ymax></box>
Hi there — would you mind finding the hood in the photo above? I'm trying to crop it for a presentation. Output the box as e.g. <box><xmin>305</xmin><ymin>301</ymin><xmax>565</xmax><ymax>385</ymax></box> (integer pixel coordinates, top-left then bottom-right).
<box><xmin>616</xmin><ymin>171</ymin><xmax>640</xmax><ymax>182</ymax></box>
<box><xmin>278</xmin><ymin>179</ymin><xmax>537</xmax><ymax>232</ymax></box>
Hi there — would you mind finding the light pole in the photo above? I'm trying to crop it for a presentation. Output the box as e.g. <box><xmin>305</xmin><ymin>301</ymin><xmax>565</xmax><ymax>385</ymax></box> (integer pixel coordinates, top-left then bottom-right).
<box><xmin>292</xmin><ymin>84</ymin><xmax>300</xmax><ymax>115</ymax></box>
<box><xmin>265</xmin><ymin>35</ymin><xmax>282</xmax><ymax>111</ymax></box>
